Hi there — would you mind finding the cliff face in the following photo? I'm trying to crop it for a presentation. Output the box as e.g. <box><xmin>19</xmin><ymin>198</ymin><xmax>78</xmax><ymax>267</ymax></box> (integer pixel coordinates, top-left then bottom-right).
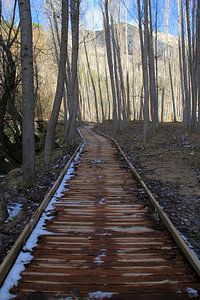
<box><xmin>85</xmin><ymin>23</ymin><xmax>178</xmax><ymax>57</ymax></box>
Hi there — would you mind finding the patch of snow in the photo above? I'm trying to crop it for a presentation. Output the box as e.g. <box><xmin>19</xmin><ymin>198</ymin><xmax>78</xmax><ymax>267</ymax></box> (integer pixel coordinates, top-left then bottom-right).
<box><xmin>94</xmin><ymin>249</ymin><xmax>107</xmax><ymax>266</ymax></box>
<box><xmin>98</xmin><ymin>232</ymin><xmax>112</xmax><ymax>237</ymax></box>
<box><xmin>88</xmin><ymin>291</ymin><xmax>116</xmax><ymax>299</ymax></box>
<box><xmin>0</xmin><ymin>144</ymin><xmax>84</xmax><ymax>300</ymax></box>
<box><xmin>186</xmin><ymin>287</ymin><xmax>199</xmax><ymax>298</ymax></box>
<box><xmin>90</xmin><ymin>159</ymin><xmax>104</xmax><ymax>166</ymax></box>
<box><xmin>180</xmin><ymin>233</ymin><xmax>200</xmax><ymax>261</ymax></box>
<box><xmin>98</xmin><ymin>197</ymin><xmax>106</xmax><ymax>206</ymax></box>
<box><xmin>107</xmin><ymin>226</ymin><xmax>153</xmax><ymax>233</ymax></box>
<box><xmin>5</xmin><ymin>203</ymin><xmax>23</xmax><ymax>222</ymax></box>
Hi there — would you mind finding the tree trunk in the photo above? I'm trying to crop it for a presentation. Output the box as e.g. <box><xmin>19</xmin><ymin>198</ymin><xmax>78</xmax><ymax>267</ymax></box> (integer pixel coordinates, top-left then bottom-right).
<box><xmin>84</xmin><ymin>39</ymin><xmax>99</xmax><ymax>123</ymax></box>
<box><xmin>196</xmin><ymin>1</ymin><xmax>200</xmax><ymax>130</ymax></box>
<box><xmin>0</xmin><ymin>187</ymin><xmax>8</xmax><ymax>223</ymax></box>
<box><xmin>138</xmin><ymin>0</ymin><xmax>149</xmax><ymax>141</ymax></box>
<box><xmin>44</xmin><ymin>0</ymin><xmax>68</xmax><ymax>166</ymax></box>
<box><xmin>148</xmin><ymin>0</ymin><xmax>159</xmax><ymax>130</ymax></box>
<box><xmin>161</xmin><ymin>88</ymin><xmax>165</xmax><ymax>123</ymax></box>
<box><xmin>18</xmin><ymin>0</ymin><xmax>35</xmax><ymax>185</ymax></box>
<box><xmin>102</xmin><ymin>0</ymin><xmax>118</xmax><ymax>129</ymax></box>
<box><xmin>95</xmin><ymin>38</ymin><xmax>105</xmax><ymax>122</ymax></box>
<box><xmin>186</xmin><ymin>0</ymin><xmax>196</xmax><ymax>129</ymax></box>
<box><xmin>66</xmin><ymin>0</ymin><xmax>80</xmax><ymax>143</ymax></box>
<box><xmin>169</xmin><ymin>62</ymin><xmax>177</xmax><ymax>122</ymax></box>
<box><xmin>180</xmin><ymin>0</ymin><xmax>191</xmax><ymax>128</ymax></box>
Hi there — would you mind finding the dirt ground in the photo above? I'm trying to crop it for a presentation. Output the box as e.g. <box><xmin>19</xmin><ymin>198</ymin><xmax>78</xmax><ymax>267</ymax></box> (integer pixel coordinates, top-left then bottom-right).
<box><xmin>96</xmin><ymin>121</ymin><xmax>200</xmax><ymax>258</ymax></box>
<box><xmin>0</xmin><ymin>125</ymin><xmax>81</xmax><ymax>264</ymax></box>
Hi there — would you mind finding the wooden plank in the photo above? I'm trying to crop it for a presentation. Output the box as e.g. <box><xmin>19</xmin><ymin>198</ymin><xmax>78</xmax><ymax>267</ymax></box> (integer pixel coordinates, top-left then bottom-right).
<box><xmin>94</xmin><ymin>128</ymin><xmax>200</xmax><ymax>278</ymax></box>
<box><xmin>0</xmin><ymin>140</ymin><xmax>84</xmax><ymax>287</ymax></box>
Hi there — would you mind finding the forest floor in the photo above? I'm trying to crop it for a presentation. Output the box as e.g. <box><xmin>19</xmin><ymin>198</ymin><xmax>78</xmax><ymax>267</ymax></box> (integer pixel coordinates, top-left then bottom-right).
<box><xmin>0</xmin><ymin>123</ymin><xmax>81</xmax><ymax>264</ymax></box>
<box><xmin>96</xmin><ymin>121</ymin><xmax>200</xmax><ymax>259</ymax></box>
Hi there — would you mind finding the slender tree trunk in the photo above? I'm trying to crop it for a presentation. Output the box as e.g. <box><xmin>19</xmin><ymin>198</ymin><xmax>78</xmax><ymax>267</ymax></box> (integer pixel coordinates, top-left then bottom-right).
<box><xmin>137</xmin><ymin>0</ymin><xmax>149</xmax><ymax>141</ymax></box>
<box><xmin>115</xmin><ymin>31</ymin><xmax>127</xmax><ymax>123</ymax></box>
<box><xmin>18</xmin><ymin>0</ymin><xmax>35</xmax><ymax>184</ymax></box>
<box><xmin>148</xmin><ymin>0</ymin><xmax>159</xmax><ymax>130</ymax></box>
<box><xmin>44</xmin><ymin>0</ymin><xmax>68</xmax><ymax>166</ymax></box>
<box><xmin>161</xmin><ymin>88</ymin><xmax>165</xmax><ymax>123</ymax></box>
<box><xmin>169</xmin><ymin>62</ymin><xmax>177</xmax><ymax>122</ymax></box>
<box><xmin>180</xmin><ymin>0</ymin><xmax>191</xmax><ymax>128</ymax></box>
<box><xmin>102</xmin><ymin>0</ymin><xmax>118</xmax><ymax>129</ymax></box>
<box><xmin>66</xmin><ymin>0</ymin><xmax>80</xmax><ymax>142</ymax></box>
<box><xmin>95</xmin><ymin>38</ymin><xmax>105</xmax><ymax>122</ymax></box>
<box><xmin>105</xmin><ymin>61</ymin><xmax>111</xmax><ymax>120</ymax></box>
<box><xmin>196</xmin><ymin>1</ymin><xmax>200</xmax><ymax>130</ymax></box>
<box><xmin>125</xmin><ymin>10</ymin><xmax>131</xmax><ymax>122</ymax></box>
<box><xmin>84</xmin><ymin>39</ymin><xmax>99</xmax><ymax>123</ymax></box>
<box><xmin>186</xmin><ymin>0</ymin><xmax>196</xmax><ymax>129</ymax></box>
<box><xmin>110</xmin><ymin>15</ymin><xmax>122</xmax><ymax>126</ymax></box>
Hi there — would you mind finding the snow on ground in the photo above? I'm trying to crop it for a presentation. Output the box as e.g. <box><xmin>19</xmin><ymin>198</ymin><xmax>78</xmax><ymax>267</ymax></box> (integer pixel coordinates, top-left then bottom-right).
<box><xmin>186</xmin><ymin>287</ymin><xmax>199</xmax><ymax>298</ymax></box>
<box><xmin>98</xmin><ymin>197</ymin><xmax>106</xmax><ymax>206</ymax></box>
<box><xmin>6</xmin><ymin>203</ymin><xmax>23</xmax><ymax>222</ymax></box>
<box><xmin>88</xmin><ymin>291</ymin><xmax>116</xmax><ymax>299</ymax></box>
<box><xmin>181</xmin><ymin>234</ymin><xmax>200</xmax><ymax>265</ymax></box>
<box><xmin>0</xmin><ymin>144</ymin><xmax>84</xmax><ymax>300</ymax></box>
<box><xmin>94</xmin><ymin>249</ymin><xmax>107</xmax><ymax>266</ymax></box>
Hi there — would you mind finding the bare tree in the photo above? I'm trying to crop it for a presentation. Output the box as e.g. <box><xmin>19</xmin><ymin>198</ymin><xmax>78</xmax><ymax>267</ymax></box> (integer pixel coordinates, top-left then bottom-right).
<box><xmin>95</xmin><ymin>38</ymin><xmax>105</xmax><ymax>122</ymax></box>
<box><xmin>18</xmin><ymin>0</ymin><xmax>35</xmax><ymax>184</ymax></box>
<box><xmin>102</xmin><ymin>0</ymin><xmax>118</xmax><ymax>129</ymax></box>
<box><xmin>137</xmin><ymin>0</ymin><xmax>149</xmax><ymax>140</ymax></box>
<box><xmin>44</xmin><ymin>0</ymin><xmax>68</xmax><ymax>166</ymax></box>
<box><xmin>66</xmin><ymin>0</ymin><xmax>80</xmax><ymax>143</ymax></box>
<box><xmin>180</xmin><ymin>0</ymin><xmax>190</xmax><ymax>128</ymax></box>
<box><xmin>196</xmin><ymin>1</ymin><xmax>200</xmax><ymax>130</ymax></box>
<box><xmin>84</xmin><ymin>38</ymin><xmax>99</xmax><ymax>123</ymax></box>
<box><xmin>168</xmin><ymin>61</ymin><xmax>177</xmax><ymax>122</ymax></box>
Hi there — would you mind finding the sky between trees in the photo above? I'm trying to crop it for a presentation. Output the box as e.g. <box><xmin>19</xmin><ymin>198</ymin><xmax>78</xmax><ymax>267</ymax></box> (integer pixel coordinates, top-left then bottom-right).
<box><xmin>2</xmin><ymin>0</ymin><xmax>179</xmax><ymax>35</ymax></box>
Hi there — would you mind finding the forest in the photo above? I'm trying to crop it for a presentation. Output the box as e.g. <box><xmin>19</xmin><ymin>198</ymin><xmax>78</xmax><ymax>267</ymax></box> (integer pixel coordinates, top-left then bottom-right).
<box><xmin>0</xmin><ymin>0</ymin><xmax>200</xmax><ymax>283</ymax></box>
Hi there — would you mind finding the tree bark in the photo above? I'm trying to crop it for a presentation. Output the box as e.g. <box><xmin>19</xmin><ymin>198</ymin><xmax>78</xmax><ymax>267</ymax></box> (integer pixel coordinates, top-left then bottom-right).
<box><xmin>168</xmin><ymin>62</ymin><xmax>177</xmax><ymax>122</ymax></box>
<box><xmin>66</xmin><ymin>0</ymin><xmax>80</xmax><ymax>143</ymax></box>
<box><xmin>44</xmin><ymin>0</ymin><xmax>68</xmax><ymax>166</ymax></box>
<box><xmin>95</xmin><ymin>37</ymin><xmax>105</xmax><ymax>122</ymax></box>
<box><xmin>84</xmin><ymin>39</ymin><xmax>99</xmax><ymax>123</ymax></box>
<box><xmin>102</xmin><ymin>0</ymin><xmax>118</xmax><ymax>129</ymax></box>
<box><xmin>18</xmin><ymin>0</ymin><xmax>35</xmax><ymax>184</ymax></box>
<box><xmin>138</xmin><ymin>0</ymin><xmax>149</xmax><ymax>141</ymax></box>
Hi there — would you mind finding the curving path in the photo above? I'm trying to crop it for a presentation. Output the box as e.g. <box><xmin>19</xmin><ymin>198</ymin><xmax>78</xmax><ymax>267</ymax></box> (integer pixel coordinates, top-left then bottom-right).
<box><xmin>4</xmin><ymin>127</ymin><xmax>200</xmax><ymax>299</ymax></box>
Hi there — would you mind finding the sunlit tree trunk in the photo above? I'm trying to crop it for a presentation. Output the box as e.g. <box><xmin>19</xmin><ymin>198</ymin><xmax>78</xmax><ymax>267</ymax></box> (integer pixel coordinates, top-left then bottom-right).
<box><xmin>186</xmin><ymin>0</ymin><xmax>196</xmax><ymax>129</ymax></box>
<box><xmin>18</xmin><ymin>0</ymin><xmax>35</xmax><ymax>184</ymax></box>
<box><xmin>95</xmin><ymin>39</ymin><xmax>105</xmax><ymax>122</ymax></box>
<box><xmin>84</xmin><ymin>39</ymin><xmax>99</xmax><ymax>123</ymax></box>
<box><xmin>148</xmin><ymin>0</ymin><xmax>158</xmax><ymax>130</ymax></box>
<box><xmin>180</xmin><ymin>0</ymin><xmax>191</xmax><ymax>128</ymax></box>
<box><xmin>169</xmin><ymin>61</ymin><xmax>177</xmax><ymax>122</ymax></box>
<box><xmin>110</xmin><ymin>14</ymin><xmax>122</xmax><ymax>126</ymax></box>
<box><xmin>102</xmin><ymin>0</ymin><xmax>118</xmax><ymax>129</ymax></box>
<box><xmin>44</xmin><ymin>0</ymin><xmax>68</xmax><ymax>166</ymax></box>
<box><xmin>66</xmin><ymin>0</ymin><xmax>80</xmax><ymax>142</ymax></box>
<box><xmin>137</xmin><ymin>0</ymin><xmax>149</xmax><ymax>141</ymax></box>
<box><xmin>196</xmin><ymin>1</ymin><xmax>200</xmax><ymax>130</ymax></box>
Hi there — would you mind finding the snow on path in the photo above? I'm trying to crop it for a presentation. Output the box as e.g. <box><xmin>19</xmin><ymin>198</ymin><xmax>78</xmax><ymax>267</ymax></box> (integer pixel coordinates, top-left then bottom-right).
<box><xmin>0</xmin><ymin>144</ymin><xmax>84</xmax><ymax>300</ymax></box>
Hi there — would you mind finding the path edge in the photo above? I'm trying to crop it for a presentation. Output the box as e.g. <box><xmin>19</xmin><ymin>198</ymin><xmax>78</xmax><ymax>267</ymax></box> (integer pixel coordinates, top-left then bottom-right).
<box><xmin>94</xmin><ymin>127</ymin><xmax>200</xmax><ymax>279</ymax></box>
<box><xmin>0</xmin><ymin>131</ymin><xmax>84</xmax><ymax>287</ymax></box>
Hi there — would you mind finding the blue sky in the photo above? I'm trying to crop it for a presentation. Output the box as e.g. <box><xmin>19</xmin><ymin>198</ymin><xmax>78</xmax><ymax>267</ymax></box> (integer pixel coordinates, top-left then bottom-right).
<box><xmin>1</xmin><ymin>0</ymin><xmax>179</xmax><ymax>36</ymax></box>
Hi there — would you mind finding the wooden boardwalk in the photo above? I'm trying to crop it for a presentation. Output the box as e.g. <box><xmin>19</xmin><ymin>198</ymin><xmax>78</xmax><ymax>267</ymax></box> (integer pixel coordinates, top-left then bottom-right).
<box><xmin>4</xmin><ymin>127</ymin><xmax>200</xmax><ymax>299</ymax></box>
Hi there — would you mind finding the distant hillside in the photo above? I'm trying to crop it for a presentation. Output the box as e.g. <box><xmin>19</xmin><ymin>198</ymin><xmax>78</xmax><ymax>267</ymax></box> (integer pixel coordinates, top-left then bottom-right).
<box><xmin>83</xmin><ymin>23</ymin><xmax>178</xmax><ymax>57</ymax></box>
